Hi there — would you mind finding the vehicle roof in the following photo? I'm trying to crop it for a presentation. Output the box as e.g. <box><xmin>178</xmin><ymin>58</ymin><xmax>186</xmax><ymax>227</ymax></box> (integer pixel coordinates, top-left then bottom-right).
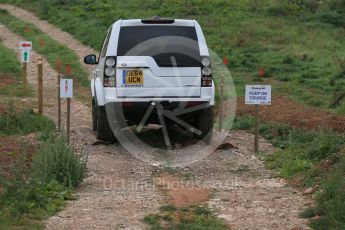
<box><xmin>120</xmin><ymin>19</ymin><xmax>195</xmax><ymax>27</ymax></box>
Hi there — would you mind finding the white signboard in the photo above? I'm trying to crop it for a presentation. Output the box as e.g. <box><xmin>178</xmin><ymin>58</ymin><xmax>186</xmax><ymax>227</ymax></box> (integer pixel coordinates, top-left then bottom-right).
<box><xmin>245</xmin><ymin>85</ymin><xmax>271</xmax><ymax>105</ymax></box>
<box><xmin>60</xmin><ymin>79</ymin><xmax>73</xmax><ymax>98</ymax></box>
<box><xmin>19</xmin><ymin>41</ymin><xmax>32</xmax><ymax>50</ymax></box>
<box><xmin>21</xmin><ymin>49</ymin><xmax>30</xmax><ymax>63</ymax></box>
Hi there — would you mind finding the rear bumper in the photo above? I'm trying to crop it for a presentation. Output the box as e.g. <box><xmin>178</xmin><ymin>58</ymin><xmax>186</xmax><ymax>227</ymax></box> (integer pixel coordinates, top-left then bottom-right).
<box><xmin>103</xmin><ymin>87</ymin><xmax>214</xmax><ymax>104</ymax></box>
<box><xmin>105</xmin><ymin>97</ymin><xmax>212</xmax><ymax>103</ymax></box>
<box><xmin>105</xmin><ymin>101</ymin><xmax>212</xmax><ymax>125</ymax></box>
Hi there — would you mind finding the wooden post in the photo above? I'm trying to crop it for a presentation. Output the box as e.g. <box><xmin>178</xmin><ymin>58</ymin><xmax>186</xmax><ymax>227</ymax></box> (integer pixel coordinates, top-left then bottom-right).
<box><xmin>67</xmin><ymin>97</ymin><xmax>71</xmax><ymax>143</ymax></box>
<box><xmin>57</xmin><ymin>74</ymin><xmax>61</xmax><ymax>131</ymax></box>
<box><xmin>218</xmin><ymin>73</ymin><xmax>224</xmax><ymax>131</ymax></box>
<box><xmin>66</xmin><ymin>64</ymin><xmax>71</xmax><ymax>143</ymax></box>
<box><xmin>37</xmin><ymin>57</ymin><xmax>43</xmax><ymax>115</ymax></box>
<box><xmin>254</xmin><ymin>104</ymin><xmax>259</xmax><ymax>153</ymax></box>
<box><xmin>22</xmin><ymin>62</ymin><xmax>27</xmax><ymax>95</ymax></box>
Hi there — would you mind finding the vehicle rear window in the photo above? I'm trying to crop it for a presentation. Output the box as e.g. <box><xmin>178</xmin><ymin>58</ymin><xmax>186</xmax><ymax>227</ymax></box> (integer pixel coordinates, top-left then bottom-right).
<box><xmin>117</xmin><ymin>26</ymin><xmax>201</xmax><ymax>67</ymax></box>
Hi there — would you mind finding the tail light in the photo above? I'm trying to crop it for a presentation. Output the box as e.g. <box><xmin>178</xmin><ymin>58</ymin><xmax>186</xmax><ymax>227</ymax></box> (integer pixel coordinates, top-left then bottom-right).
<box><xmin>104</xmin><ymin>56</ymin><xmax>116</xmax><ymax>87</ymax></box>
<box><xmin>201</xmin><ymin>57</ymin><xmax>212</xmax><ymax>87</ymax></box>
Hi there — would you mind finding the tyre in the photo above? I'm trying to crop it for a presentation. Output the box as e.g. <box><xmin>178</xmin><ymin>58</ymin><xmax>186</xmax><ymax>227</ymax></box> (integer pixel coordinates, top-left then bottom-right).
<box><xmin>193</xmin><ymin>106</ymin><xmax>214</xmax><ymax>143</ymax></box>
<box><xmin>96</xmin><ymin>106</ymin><xmax>116</xmax><ymax>142</ymax></box>
<box><xmin>92</xmin><ymin>98</ymin><xmax>97</xmax><ymax>131</ymax></box>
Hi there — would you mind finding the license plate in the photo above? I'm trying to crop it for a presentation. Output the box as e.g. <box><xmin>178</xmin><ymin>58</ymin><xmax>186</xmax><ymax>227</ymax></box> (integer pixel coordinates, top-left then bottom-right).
<box><xmin>122</xmin><ymin>70</ymin><xmax>144</xmax><ymax>85</ymax></box>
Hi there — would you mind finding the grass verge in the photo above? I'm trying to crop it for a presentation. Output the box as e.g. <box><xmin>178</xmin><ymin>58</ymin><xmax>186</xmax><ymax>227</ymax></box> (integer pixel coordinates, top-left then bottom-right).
<box><xmin>0</xmin><ymin>108</ymin><xmax>87</xmax><ymax>229</ymax></box>
<box><xmin>0</xmin><ymin>40</ymin><xmax>32</xmax><ymax>97</ymax></box>
<box><xmin>143</xmin><ymin>205</ymin><xmax>228</xmax><ymax>230</ymax></box>
<box><xmin>232</xmin><ymin>115</ymin><xmax>345</xmax><ymax>228</ymax></box>
<box><xmin>0</xmin><ymin>106</ymin><xmax>55</xmax><ymax>136</ymax></box>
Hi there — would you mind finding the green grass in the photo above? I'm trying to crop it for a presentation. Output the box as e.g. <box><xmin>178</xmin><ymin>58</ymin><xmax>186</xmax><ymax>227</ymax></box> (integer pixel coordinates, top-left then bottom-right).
<box><xmin>0</xmin><ymin>107</ymin><xmax>55</xmax><ymax>136</ymax></box>
<box><xmin>233</xmin><ymin>116</ymin><xmax>345</xmax><ymax>179</ymax></box>
<box><xmin>2</xmin><ymin>0</ymin><xmax>345</xmax><ymax>113</ymax></box>
<box><xmin>0</xmin><ymin>40</ymin><xmax>21</xmax><ymax>76</ymax></box>
<box><xmin>0</xmin><ymin>40</ymin><xmax>32</xmax><ymax>97</ymax></box>
<box><xmin>143</xmin><ymin>205</ymin><xmax>228</xmax><ymax>230</ymax></box>
<box><xmin>309</xmin><ymin>160</ymin><xmax>345</xmax><ymax>230</ymax></box>
<box><xmin>0</xmin><ymin>110</ymin><xmax>87</xmax><ymax>229</ymax></box>
<box><xmin>0</xmin><ymin>9</ymin><xmax>89</xmax><ymax>87</ymax></box>
<box><xmin>232</xmin><ymin>114</ymin><xmax>345</xmax><ymax>228</ymax></box>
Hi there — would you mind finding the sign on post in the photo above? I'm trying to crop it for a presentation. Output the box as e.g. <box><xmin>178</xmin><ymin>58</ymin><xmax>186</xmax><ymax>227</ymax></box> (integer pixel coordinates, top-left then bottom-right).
<box><xmin>245</xmin><ymin>85</ymin><xmax>271</xmax><ymax>105</ymax></box>
<box><xmin>60</xmin><ymin>76</ymin><xmax>73</xmax><ymax>143</ymax></box>
<box><xmin>245</xmin><ymin>85</ymin><xmax>272</xmax><ymax>153</ymax></box>
<box><xmin>19</xmin><ymin>41</ymin><xmax>32</xmax><ymax>94</ymax></box>
<box><xmin>19</xmin><ymin>41</ymin><xmax>32</xmax><ymax>63</ymax></box>
<box><xmin>21</xmin><ymin>49</ymin><xmax>30</xmax><ymax>63</ymax></box>
<box><xmin>19</xmin><ymin>41</ymin><xmax>32</xmax><ymax>50</ymax></box>
<box><xmin>60</xmin><ymin>79</ymin><xmax>73</xmax><ymax>98</ymax></box>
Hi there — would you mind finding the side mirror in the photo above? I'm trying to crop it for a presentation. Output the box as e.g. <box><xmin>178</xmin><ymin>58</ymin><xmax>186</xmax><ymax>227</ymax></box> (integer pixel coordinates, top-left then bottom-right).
<box><xmin>84</xmin><ymin>54</ymin><xmax>98</xmax><ymax>65</ymax></box>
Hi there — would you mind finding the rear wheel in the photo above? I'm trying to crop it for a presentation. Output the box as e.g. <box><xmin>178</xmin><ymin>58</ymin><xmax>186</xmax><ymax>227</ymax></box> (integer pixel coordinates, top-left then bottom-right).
<box><xmin>96</xmin><ymin>106</ymin><xmax>116</xmax><ymax>142</ymax></box>
<box><xmin>193</xmin><ymin>107</ymin><xmax>214</xmax><ymax>143</ymax></box>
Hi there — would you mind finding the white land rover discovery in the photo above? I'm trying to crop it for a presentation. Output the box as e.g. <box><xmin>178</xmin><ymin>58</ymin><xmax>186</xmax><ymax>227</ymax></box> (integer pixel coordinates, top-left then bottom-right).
<box><xmin>84</xmin><ymin>17</ymin><xmax>215</xmax><ymax>143</ymax></box>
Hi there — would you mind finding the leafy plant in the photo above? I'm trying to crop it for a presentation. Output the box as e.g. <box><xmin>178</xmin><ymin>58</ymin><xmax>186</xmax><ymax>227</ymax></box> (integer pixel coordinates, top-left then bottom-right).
<box><xmin>32</xmin><ymin>134</ymin><xmax>87</xmax><ymax>187</ymax></box>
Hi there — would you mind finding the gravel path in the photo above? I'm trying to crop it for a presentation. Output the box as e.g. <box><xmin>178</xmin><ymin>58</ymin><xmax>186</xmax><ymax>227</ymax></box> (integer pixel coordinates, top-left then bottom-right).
<box><xmin>191</xmin><ymin>132</ymin><xmax>311</xmax><ymax>229</ymax></box>
<box><xmin>0</xmin><ymin>5</ymin><xmax>312</xmax><ymax>229</ymax></box>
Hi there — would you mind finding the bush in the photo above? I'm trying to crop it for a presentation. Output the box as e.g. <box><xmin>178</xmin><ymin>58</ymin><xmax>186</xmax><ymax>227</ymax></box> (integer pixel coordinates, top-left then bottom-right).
<box><xmin>32</xmin><ymin>134</ymin><xmax>87</xmax><ymax>187</ymax></box>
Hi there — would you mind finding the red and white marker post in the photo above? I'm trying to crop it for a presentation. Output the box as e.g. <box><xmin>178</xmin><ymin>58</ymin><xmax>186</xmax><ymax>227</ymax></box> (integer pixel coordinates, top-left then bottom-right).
<box><xmin>60</xmin><ymin>64</ymin><xmax>73</xmax><ymax>142</ymax></box>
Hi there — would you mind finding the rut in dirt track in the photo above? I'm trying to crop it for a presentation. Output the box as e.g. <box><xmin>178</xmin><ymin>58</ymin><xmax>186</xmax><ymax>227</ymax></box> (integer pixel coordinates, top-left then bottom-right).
<box><xmin>0</xmin><ymin>5</ymin><xmax>312</xmax><ymax>229</ymax></box>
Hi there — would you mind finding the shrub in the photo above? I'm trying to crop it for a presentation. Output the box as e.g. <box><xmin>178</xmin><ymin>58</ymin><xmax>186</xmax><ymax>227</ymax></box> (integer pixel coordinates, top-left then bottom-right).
<box><xmin>31</xmin><ymin>134</ymin><xmax>87</xmax><ymax>187</ymax></box>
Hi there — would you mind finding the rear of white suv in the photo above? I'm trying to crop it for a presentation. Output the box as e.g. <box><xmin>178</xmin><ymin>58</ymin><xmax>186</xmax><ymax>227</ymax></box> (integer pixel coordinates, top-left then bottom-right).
<box><xmin>84</xmin><ymin>17</ymin><xmax>215</xmax><ymax>143</ymax></box>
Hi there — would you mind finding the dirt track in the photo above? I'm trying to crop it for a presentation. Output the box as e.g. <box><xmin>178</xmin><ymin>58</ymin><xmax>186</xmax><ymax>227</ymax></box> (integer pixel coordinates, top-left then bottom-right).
<box><xmin>0</xmin><ymin>5</ymin><xmax>312</xmax><ymax>229</ymax></box>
